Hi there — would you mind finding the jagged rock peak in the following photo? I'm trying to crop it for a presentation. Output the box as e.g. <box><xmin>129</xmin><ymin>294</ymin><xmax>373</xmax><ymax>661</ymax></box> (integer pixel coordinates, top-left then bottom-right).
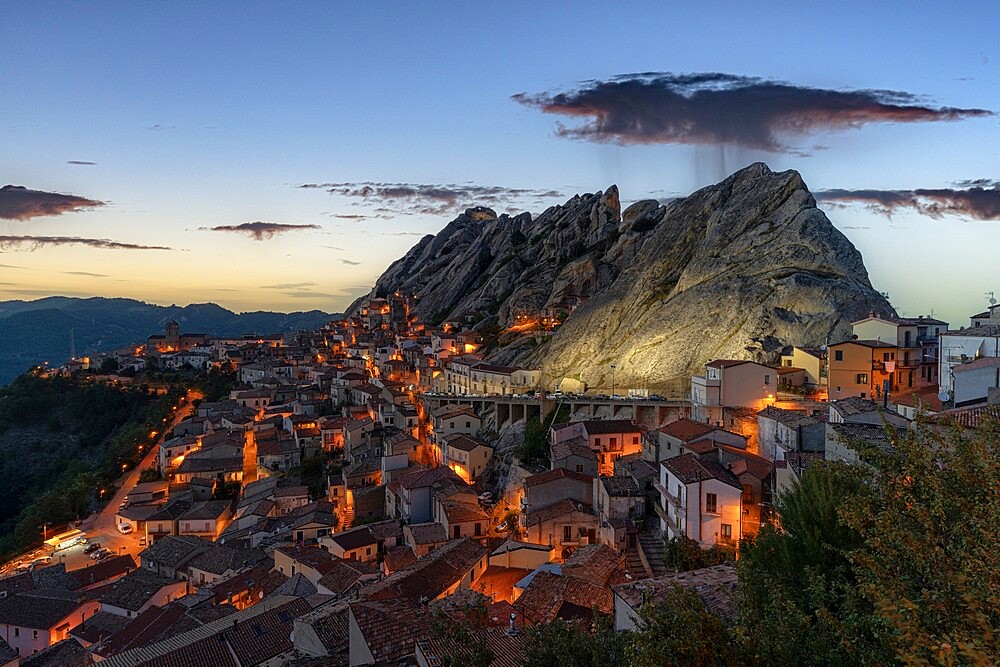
<box><xmin>362</xmin><ymin>163</ymin><xmax>893</xmax><ymax>394</ymax></box>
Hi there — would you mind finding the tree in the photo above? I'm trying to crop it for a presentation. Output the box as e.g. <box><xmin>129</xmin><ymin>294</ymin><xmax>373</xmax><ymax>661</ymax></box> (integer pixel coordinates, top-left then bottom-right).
<box><xmin>735</xmin><ymin>461</ymin><xmax>884</xmax><ymax>665</ymax></box>
<box><xmin>522</xmin><ymin>612</ymin><xmax>626</xmax><ymax>667</ymax></box>
<box><xmin>138</xmin><ymin>467</ymin><xmax>161</xmax><ymax>483</ymax></box>
<box><xmin>628</xmin><ymin>584</ymin><xmax>735</xmax><ymax>667</ymax></box>
<box><xmin>663</xmin><ymin>536</ymin><xmax>734</xmax><ymax>572</ymax></box>
<box><xmin>427</xmin><ymin>601</ymin><xmax>494</xmax><ymax>667</ymax></box>
<box><xmin>99</xmin><ymin>357</ymin><xmax>119</xmax><ymax>374</ymax></box>
<box><xmin>840</xmin><ymin>417</ymin><xmax>1000</xmax><ymax>665</ymax></box>
<box><xmin>517</xmin><ymin>416</ymin><xmax>549</xmax><ymax>464</ymax></box>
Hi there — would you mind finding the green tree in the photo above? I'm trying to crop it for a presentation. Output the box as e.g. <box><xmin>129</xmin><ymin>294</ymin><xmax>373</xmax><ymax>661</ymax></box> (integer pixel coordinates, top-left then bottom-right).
<box><xmin>735</xmin><ymin>461</ymin><xmax>883</xmax><ymax>665</ymax></box>
<box><xmin>427</xmin><ymin>601</ymin><xmax>494</xmax><ymax>667</ymax></box>
<box><xmin>628</xmin><ymin>584</ymin><xmax>735</xmax><ymax>667</ymax></box>
<box><xmin>522</xmin><ymin>612</ymin><xmax>626</xmax><ymax>667</ymax></box>
<box><xmin>663</xmin><ymin>536</ymin><xmax>734</xmax><ymax>572</ymax></box>
<box><xmin>840</xmin><ymin>417</ymin><xmax>1000</xmax><ymax>665</ymax></box>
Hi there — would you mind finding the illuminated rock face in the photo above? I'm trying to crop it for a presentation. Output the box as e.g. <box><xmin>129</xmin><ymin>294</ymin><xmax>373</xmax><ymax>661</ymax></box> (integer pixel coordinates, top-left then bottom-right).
<box><xmin>365</xmin><ymin>163</ymin><xmax>894</xmax><ymax>395</ymax></box>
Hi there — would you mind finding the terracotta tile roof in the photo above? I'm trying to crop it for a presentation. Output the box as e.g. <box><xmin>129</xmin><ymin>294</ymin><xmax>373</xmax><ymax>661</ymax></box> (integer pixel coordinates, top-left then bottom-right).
<box><xmin>20</xmin><ymin>639</ymin><xmax>89</xmax><ymax>667</ymax></box>
<box><xmin>178</xmin><ymin>499</ymin><xmax>232</xmax><ymax>521</ymax></box>
<box><xmin>66</xmin><ymin>555</ymin><xmax>137</xmax><ymax>590</ymax></box>
<box><xmin>525</xmin><ymin>499</ymin><xmax>592</xmax><ymax>527</ymax></box>
<box><xmin>661</xmin><ymin>454</ymin><xmax>742</xmax><ymax>490</ymax></box>
<box><xmin>348</xmin><ymin>597</ymin><xmax>429</xmax><ymax>664</ymax></box>
<box><xmin>382</xmin><ymin>545</ymin><xmax>417</xmax><ymax>573</ymax></box>
<box><xmin>69</xmin><ymin>609</ymin><xmax>130</xmax><ymax>644</ymax></box>
<box><xmin>405</xmin><ymin>522</ymin><xmax>448</xmax><ymax>545</ymax></box>
<box><xmin>326</xmin><ymin>525</ymin><xmax>378</xmax><ymax>551</ymax></box>
<box><xmin>612</xmin><ymin>564</ymin><xmax>738</xmax><ymax>620</ymax></box>
<box><xmin>317</xmin><ymin>559</ymin><xmax>379</xmax><ymax>595</ymax></box>
<box><xmin>443</xmin><ymin>433</ymin><xmax>491</xmax><ymax>452</ymax></box>
<box><xmin>932</xmin><ymin>403</ymin><xmax>1000</xmax><ymax>428</ymax></box>
<box><xmin>581</xmin><ymin>419</ymin><xmax>642</xmax><ymax>435</ymax></box>
<box><xmin>100</xmin><ymin>569</ymin><xmax>175</xmax><ymax>612</ymax></box>
<box><xmin>0</xmin><ymin>589</ymin><xmax>85</xmax><ymax>630</ymax></box>
<box><xmin>189</xmin><ymin>545</ymin><xmax>267</xmax><ymax>576</ymax></box>
<box><xmin>275</xmin><ymin>546</ymin><xmax>340</xmax><ymax>574</ymax></box>
<box><xmin>656</xmin><ymin>418</ymin><xmax>718</xmax><ymax>442</ymax></box>
<box><xmin>599</xmin><ymin>476</ymin><xmax>641</xmax><ymax>497</ymax></box>
<box><xmin>561</xmin><ymin>544</ymin><xmax>626</xmax><ymax>586</ymax></box>
<box><xmin>550</xmin><ymin>437</ymin><xmax>594</xmax><ymax>461</ymax></box>
<box><xmin>362</xmin><ymin>538</ymin><xmax>488</xmax><ymax>603</ymax></box>
<box><xmin>416</xmin><ymin>626</ymin><xmax>525</xmax><ymax>667</ymax></box>
<box><xmin>513</xmin><ymin>570</ymin><xmax>613</xmax><ymax>624</ymax></box>
<box><xmin>757</xmin><ymin>405</ymin><xmax>820</xmax><ymax>428</ymax></box>
<box><xmin>441</xmin><ymin>499</ymin><xmax>490</xmax><ymax>524</ymax></box>
<box><xmin>524</xmin><ymin>468</ymin><xmax>593</xmax><ymax>487</ymax></box>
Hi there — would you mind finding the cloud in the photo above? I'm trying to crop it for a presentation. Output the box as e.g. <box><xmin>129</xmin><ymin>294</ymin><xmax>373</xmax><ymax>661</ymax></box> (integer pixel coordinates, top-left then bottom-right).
<box><xmin>201</xmin><ymin>221</ymin><xmax>321</xmax><ymax>240</ymax></box>
<box><xmin>816</xmin><ymin>182</ymin><xmax>1000</xmax><ymax>220</ymax></box>
<box><xmin>322</xmin><ymin>245</ymin><xmax>344</xmax><ymax>250</ymax></box>
<box><xmin>340</xmin><ymin>259</ymin><xmax>361</xmax><ymax>266</ymax></box>
<box><xmin>66</xmin><ymin>160</ymin><xmax>96</xmax><ymax>166</ymax></box>
<box><xmin>61</xmin><ymin>271</ymin><xmax>109</xmax><ymax>278</ymax></box>
<box><xmin>0</xmin><ymin>184</ymin><xmax>105</xmax><ymax>221</ymax></box>
<box><xmin>0</xmin><ymin>235</ymin><xmax>171</xmax><ymax>251</ymax></box>
<box><xmin>260</xmin><ymin>281</ymin><xmax>318</xmax><ymax>289</ymax></box>
<box><xmin>0</xmin><ymin>287</ymin><xmax>93</xmax><ymax>297</ymax></box>
<box><xmin>512</xmin><ymin>72</ymin><xmax>993</xmax><ymax>152</ymax></box>
<box><xmin>301</xmin><ymin>182</ymin><xmax>564</xmax><ymax>216</ymax></box>
<box><xmin>281</xmin><ymin>290</ymin><xmax>341</xmax><ymax>298</ymax></box>
<box><xmin>0</xmin><ymin>263</ymin><xmax>26</xmax><ymax>269</ymax></box>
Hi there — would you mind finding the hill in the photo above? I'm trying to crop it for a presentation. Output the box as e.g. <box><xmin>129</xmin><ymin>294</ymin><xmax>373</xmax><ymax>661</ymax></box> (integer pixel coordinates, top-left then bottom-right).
<box><xmin>0</xmin><ymin>297</ymin><xmax>338</xmax><ymax>384</ymax></box>
<box><xmin>362</xmin><ymin>163</ymin><xmax>894</xmax><ymax>394</ymax></box>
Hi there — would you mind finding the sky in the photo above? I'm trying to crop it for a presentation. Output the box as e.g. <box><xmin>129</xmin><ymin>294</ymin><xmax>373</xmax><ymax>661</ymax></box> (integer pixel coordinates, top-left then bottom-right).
<box><xmin>2</xmin><ymin>1</ymin><xmax>999</xmax><ymax>324</ymax></box>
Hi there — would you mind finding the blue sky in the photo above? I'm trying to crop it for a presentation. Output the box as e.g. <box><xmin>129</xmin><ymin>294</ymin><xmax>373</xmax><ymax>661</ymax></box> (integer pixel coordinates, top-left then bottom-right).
<box><xmin>1</xmin><ymin>1</ymin><xmax>998</xmax><ymax>324</ymax></box>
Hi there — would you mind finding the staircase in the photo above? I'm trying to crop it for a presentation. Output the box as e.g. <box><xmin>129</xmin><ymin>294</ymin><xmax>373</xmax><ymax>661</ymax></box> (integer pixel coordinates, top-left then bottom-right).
<box><xmin>638</xmin><ymin>529</ymin><xmax>668</xmax><ymax>577</ymax></box>
<box><xmin>341</xmin><ymin>505</ymin><xmax>356</xmax><ymax>530</ymax></box>
<box><xmin>625</xmin><ymin>543</ymin><xmax>651</xmax><ymax>579</ymax></box>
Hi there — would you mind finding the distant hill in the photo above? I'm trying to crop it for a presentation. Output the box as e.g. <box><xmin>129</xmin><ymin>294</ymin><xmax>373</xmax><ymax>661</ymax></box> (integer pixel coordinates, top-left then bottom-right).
<box><xmin>0</xmin><ymin>297</ymin><xmax>339</xmax><ymax>384</ymax></box>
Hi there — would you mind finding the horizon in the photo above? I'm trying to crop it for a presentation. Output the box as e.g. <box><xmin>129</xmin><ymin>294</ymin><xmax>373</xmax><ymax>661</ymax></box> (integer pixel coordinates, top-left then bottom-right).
<box><xmin>3</xmin><ymin>2</ymin><xmax>1000</xmax><ymax>325</ymax></box>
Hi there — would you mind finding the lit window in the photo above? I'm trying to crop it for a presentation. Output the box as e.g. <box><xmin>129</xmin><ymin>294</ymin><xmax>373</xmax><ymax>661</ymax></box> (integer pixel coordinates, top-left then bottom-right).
<box><xmin>705</xmin><ymin>493</ymin><xmax>718</xmax><ymax>513</ymax></box>
<box><xmin>721</xmin><ymin>524</ymin><xmax>732</xmax><ymax>539</ymax></box>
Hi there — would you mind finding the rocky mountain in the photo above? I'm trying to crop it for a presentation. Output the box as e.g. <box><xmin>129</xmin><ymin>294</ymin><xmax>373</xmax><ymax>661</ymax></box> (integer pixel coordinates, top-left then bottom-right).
<box><xmin>365</xmin><ymin>163</ymin><xmax>894</xmax><ymax>395</ymax></box>
<box><xmin>0</xmin><ymin>297</ymin><xmax>338</xmax><ymax>384</ymax></box>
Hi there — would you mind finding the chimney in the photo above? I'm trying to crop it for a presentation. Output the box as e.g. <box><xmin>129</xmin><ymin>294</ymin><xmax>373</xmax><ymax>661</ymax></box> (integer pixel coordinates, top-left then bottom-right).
<box><xmin>506</xmin><ymin>612</ymin><xmax>519</xmax><ymax>637</ymax></box>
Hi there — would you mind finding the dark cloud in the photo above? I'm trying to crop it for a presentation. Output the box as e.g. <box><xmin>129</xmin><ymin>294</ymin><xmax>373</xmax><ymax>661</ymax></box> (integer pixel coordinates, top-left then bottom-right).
<box><xmin>66</xmin><ymin>160</ymin><xmax>96</xmax><ymax>166</ymax></box>
<box><xmin>260</xmin><ymin>281</ymin><xmax>318</xmax><ymax>289</ymax></box>
<box><xmin>0</xmin><ymin>235</ymin><xmax>171</xmax><ymax>251</ymax></box>
<box><xmin>340</xmin><ymin>259</ymin><xmax>361</xmax><ymax>266</ymax></box>
<box><xmin>816</xmin><ymin>183</ymin><xmax>1000</xmax><ymax>221</ymax></box>
<box><xmin>0</xmin><ymin>184</ymin><xmax>105</xmax><ymax>221</ymax></box>
<box><xmin>301</xmin><ymin>182</ymin><xmax>564</xmax><ymax>216</ymax></box>
<box><xmin>512</xmin><ymin>72</ymin><xmax>993</xmax><ymax>152</ymax></box>
<box><xmin>201</xmin><ymin>221</ymin><xmax>321</xmax><ymax>240</ymax></box>
<box><xmin>61</xmin><ymin>271</ymin><xmax>109</xmax><ymax>278</ymax></box>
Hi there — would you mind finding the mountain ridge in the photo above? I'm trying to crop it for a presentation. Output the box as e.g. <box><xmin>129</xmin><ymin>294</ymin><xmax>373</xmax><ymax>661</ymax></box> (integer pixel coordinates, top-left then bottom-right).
<box><xmin>0</xmin><ymin>297</ymin><xmax>339</xmax><ymax>384</ymax></box>
<box><xmin>361</xmin><ymin>162</ymin><xmax>895</xmax><ymax>394</ymax></box>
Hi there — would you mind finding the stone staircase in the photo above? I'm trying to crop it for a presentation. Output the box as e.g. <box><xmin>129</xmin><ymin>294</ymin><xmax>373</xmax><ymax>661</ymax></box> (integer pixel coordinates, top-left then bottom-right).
<box><xmin>638</xmin><ymin>529</ymin><xmax>668</xmax><ymax>577</ymax></box>
<box><xmin>625</xmin><ymin>543</ymin><xmax>651</xmax><ymax>579</ymax></box>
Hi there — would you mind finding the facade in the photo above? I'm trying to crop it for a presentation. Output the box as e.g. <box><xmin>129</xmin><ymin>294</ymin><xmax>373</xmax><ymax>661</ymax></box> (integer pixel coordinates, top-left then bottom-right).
<box><xmin>827</xmin><ymin>339</ymin><xmax>898</xmax><ymax>400</ymax></box>
<box><xmin>690</xmin><ymin>360</ymin><xmax>776</xmax><ymax>424</ymax></box>
<box><xmin>655</xmin><ymin>454</ymin><xmax>743</xmax><ymax>547</ymax></box>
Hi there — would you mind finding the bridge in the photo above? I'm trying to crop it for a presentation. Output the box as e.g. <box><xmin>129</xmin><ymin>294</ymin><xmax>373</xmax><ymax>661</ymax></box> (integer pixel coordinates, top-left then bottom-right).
<box><xmin>420</xmin><ymin>392</ymin><xmax>691</xmax><ymax>429</ymax></box>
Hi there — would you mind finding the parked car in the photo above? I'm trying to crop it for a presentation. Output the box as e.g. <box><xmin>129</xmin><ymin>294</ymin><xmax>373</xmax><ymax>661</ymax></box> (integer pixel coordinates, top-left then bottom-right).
<box><xmin>118</xmin><ymin>523</ymin><xmax>133</xmax><ymax>535</ymax></box>
<box><xmin>83</xmin><ymin>542</ymin><xmax>101</xmax><ymax>555</ymax></box>
<box><xmin>138</xmin><ymin>537</ymin><xmax>146</xmax><ymax>547</ymax></box>
<box><xmin>611</xmin><ymin>394</ymin><xmax>625</xmax><ymax>400</ymax></box>
<box><xmin>478</xmin><ymin>492</ymin><xmax>493</xmax><ymax>503</ymax></box>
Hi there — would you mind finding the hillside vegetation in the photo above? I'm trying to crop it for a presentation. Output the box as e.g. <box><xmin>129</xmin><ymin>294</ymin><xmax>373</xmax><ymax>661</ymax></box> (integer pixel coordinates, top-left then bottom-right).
<box><xmin>0</xmin><ymin>371</ymin><xmax>184</xmax><ymax>557</ymax></box>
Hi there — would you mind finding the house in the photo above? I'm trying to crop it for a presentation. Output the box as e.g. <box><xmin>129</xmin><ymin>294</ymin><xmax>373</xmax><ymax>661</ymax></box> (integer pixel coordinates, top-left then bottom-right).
<box><xmin>403</xmin><ymin>522</ymin><xmax>449</xmax><ymax>557</ymax></box>
<box><xmin>435</xmin><ymin>498</ymin><xmax>490</xmax><ymax>540</ymax></box>
<box><xmin>593</xmin><ymin>476</ymin><xmax>643</xmax><ymax>548</ymax></box>
<box><xmin>851</xmin><ymin>312</ymin><xmax>948</xmax><ymax>389</ymax></box>
<box><xmin>829</xmin><ymin>396</ymin><xmax>910</xmax><ymax>428</ymax></box>
<box><xmin>362</xmin><ymin>538</ymin><xmax>490</xmax><ymax>604</ymax></box>
<box><xmin>656</xmin><ymin>454</ymin><xmax>743</xmax><ymax>547</ymax></box>
<box><xmin>429</xmin><ymin>406</ymin><xmax>481</xmax><ymax>461</ymax></box>
<box><xmin>512</xmin><ymin>547</ymin><xmax>625</xmax><ymax>625</ymax></box>
<box><xmin>550</xmin><ymin>436</ymin><xmax>598</xmax><ymax>477</ymax></box>
<box><xmin>612</xmin><ymin>564</ymin><xmax>737</xmax><ymax>631</ymax></box>
<box><xmin>385</xmin><ymin>466</ymin><xmax>470</xmax><ymax>524</ymax></box>
<box><xmin>690</xmin><ymin>359</ymin><xmax>776</xmax><ymax>424</ymax></box>
<box><xmin>256</xmin><ymin>437</ymin><xmax>301</xmax><ymax>473</ymax></box>
<box><xmin>348</xmin><ymin>597</ymin><xmax>429</xmax><ymax>666</ymax></box>
<box><xmin>66</xmin><ymin>555</ymin><xmax>137</xmax><ymax>591</ymax></box>
<box><xmin>950</xmin><ymin>356</ymin><xmax>1000</xmax><ymax>406</ymax></box>
<box><xmin>139</xmin><ymin>535</ymin><xmax>212</xmax><ymax>580</ymax></box>
<box><xmin>642</xmin><ymin>418</ymin><xmax>748</xmax><ymax>464</ymax></box>
<box><xmin>756</xmin><ymin>406</ymin><xmax>825</xmax><ymax>461</ymax></box>
<box><xmin>779</xmin><ymin>346</ymin><xmax>827</xmax><ymax>386</ymax></box>
<box><xmin>522</xmin><ymin>499</ymin><xmax>599</xmax><ymax>559</ymax></box>
<box><xmin>549</xmin><ymin>420</ymin><xmax>643</xmax><ymax>476</ymax></box>
<box><xmin>273</xmin><ymin>546</ymin><xmax>341</xmax><ymax>584</ymax></box>
<box><xmin>186</xmin><ymin>544</ymin><xmax>266</xmax><ymax>587</ymax></box>
<box><xmin>0</xmin><ymin>590</ymin><xmax>99</xmax><ymax>656</ymax></box>
<box><xmin>441</xmin><ymin>433</ymin><xmax>493</xmax><ymax>482</ymax></box>
<box><xmin>144</xmin><ymin>499</ymin><xmax>192</xmax><ymax>541</ymax></box>
<box><xmin>523</xmin><ymin>468</ymin><xmax>594</xmax><ymax>516</ymax></box>
<box><xmin>99</xmin><ymin>569</ymin><xmax>186</xmax><ymax>619</ymax></box>
<box><xmin>177</xmin><ymin>500</ymin><xmax>233</xmax><ymax>540</ymax></box>
<box><xmin>316</xmin><ymin>559</ymin><xmax>381</xmax><ymax>596</ymax></box>
<box><xmin>824</xmin><ymin>422</ymin><xmax>906</xmax><ymax>465</ymax></box>
<box><xmin>321</xmin><ymin>526</ymin><xmax>380</xmax><ymax>563</ymax></box>
<box><xmin>173</xmin><ymin>452</ymin><xmax>243</xmax><ymax>484</ymax></box>
<box><xmin>827</xmin><ymin>338</ymin><xmax>899</xmax><ymax>401</ymax></box>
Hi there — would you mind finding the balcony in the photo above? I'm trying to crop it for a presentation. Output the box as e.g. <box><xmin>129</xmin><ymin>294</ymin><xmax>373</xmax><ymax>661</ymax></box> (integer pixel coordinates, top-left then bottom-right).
<box><xmin>654</xmin><ymin>501</ymin><xmax>682</xmax><ymax>534</ymax></box>
<box><xmin>653</xmin><ymin>480</ymin><xmax>683</xmax><ymax>510</ymax></box>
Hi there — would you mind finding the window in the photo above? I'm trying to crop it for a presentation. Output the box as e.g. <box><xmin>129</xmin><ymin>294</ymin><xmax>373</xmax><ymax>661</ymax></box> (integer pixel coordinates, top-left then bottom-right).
<box><xmin>883</xmin><ymin>352</ymin><xmax>891</xmax><ymax>361</ymax></box>
<box><xmin>575</xmin><ymin>464</ymin><xmax>583</xmax><ymax>473</ymax></box>
<box><xmin>563</xmin><ymin>525</ymin><xmax>572</xmax><ymax>541</ymax></box>
<box><xmin>742</xmin><ymin>484</ymin><xmax>753</xmax><ymax>503</ymax></box>
<box><xmin>764</xmin><ymin>374</ymin><xmax>771</xmax><ymax>385</ymax></box>
<box><xmin>856</xmin><ymin>373</ymin><xmax>869</xmax><ymax>384</ymax></box>
<box><xmin>474</xmin><ymin>523</ymin><xmax>482</xmax><ymax>536</ymax></box>
<box><xmin>632</xmin><ymin>436</ymin><xmax>639</xmax><ymax>445</ymax></box>
<box><xmin>453</xmin><ymin>526</ymin><xmax>461</xmax><ymax>539</ymax></box>
<box><xmin>449</xmin><ymin>422</ymin><xmax>454</xmax><ymax>429</ymax></box>
<box><xmin>610</xmin><ymin>437</ymin><xmax>617</xmax><ymax>446</ymax></box>
<box><xmin>466</xmin><ymin>421</ymin><xmax>471</xmax><ymax>428</ymax></box>
<box><xmin>834</xmin><ymin>350</ymin><xmax>844</xmax><ymax>361</ymax></box>
<box><xmin>705</xmin><ymin>493</ymin><xmax>718</xmax><ymax>513</ymax></box>
<box><xmin>33</xmin><ymin>630</ymin><xmax>38</xmax><ymax>639</ymax></box>
<box><xmin>721</xmin><ymin>524</ymin><xmax>732</xmax><ymax>539</ymax></box>
<box><xmin>366</xmin><ymin>546</ymin><xmax>372</xmax><ymax>555</ymax></box>
<box><xmin>594</xmin><ymin>437</ymin><xmax>601</xmax><ymax>446</ymax></box>
<box><xmin>13</xmin><ymin>628</ymin><xmax>18</xmax><ymax>637</ymax></box>
<box><xmin>784</xmin><ymin>359</ymin><xmax>792</xmax><ymax>366</ymax></box>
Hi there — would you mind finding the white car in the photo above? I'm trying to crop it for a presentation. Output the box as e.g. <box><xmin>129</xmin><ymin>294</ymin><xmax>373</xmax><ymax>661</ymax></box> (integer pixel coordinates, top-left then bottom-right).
<box><xmin>118</xmin><ymin>523</ymin><xmax>133</xmax><ymax>535</ymax></box>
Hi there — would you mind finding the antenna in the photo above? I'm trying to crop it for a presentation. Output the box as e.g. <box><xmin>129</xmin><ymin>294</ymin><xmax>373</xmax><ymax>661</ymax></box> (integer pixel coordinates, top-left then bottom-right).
<box><xmin>988</xmin><ymin>291</ymin><xmax>998</xmax><ymax>306</ymax></box>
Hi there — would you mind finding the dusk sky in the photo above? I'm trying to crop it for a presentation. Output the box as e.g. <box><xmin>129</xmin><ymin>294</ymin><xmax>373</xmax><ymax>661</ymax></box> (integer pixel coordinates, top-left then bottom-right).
<box><xmin>2</xmin><ymin>2</ymin><xmax>998</xmax><ymax>325</ymax></box>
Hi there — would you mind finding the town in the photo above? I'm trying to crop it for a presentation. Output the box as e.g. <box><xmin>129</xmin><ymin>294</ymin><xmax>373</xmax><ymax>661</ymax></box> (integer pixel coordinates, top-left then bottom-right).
<box><xmin>0</xmin><ymin>291</ymin><xmax>995</xmax><ymax>666</ymax></box>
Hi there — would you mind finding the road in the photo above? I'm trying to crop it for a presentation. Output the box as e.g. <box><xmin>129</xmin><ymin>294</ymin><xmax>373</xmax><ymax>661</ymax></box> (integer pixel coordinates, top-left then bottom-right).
<box><xmin>38</xmin><ymin>390</ymin><xmax>201</xmax><ymax>573</ymax></box>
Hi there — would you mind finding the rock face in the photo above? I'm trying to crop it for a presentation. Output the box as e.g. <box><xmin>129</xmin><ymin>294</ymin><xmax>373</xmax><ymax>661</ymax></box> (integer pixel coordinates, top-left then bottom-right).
<box><xmin>363</xmin><ymin>163</ymin><xmax>894</xmax><ymax>395</ymax></box>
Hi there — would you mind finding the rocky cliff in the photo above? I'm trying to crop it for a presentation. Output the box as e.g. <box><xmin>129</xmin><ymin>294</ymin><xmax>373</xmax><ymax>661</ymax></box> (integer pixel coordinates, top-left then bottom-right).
<box><xmin>364</xmin><ymin>163</ymin><xmax>894</xmax><ymax>395</ymax></box>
